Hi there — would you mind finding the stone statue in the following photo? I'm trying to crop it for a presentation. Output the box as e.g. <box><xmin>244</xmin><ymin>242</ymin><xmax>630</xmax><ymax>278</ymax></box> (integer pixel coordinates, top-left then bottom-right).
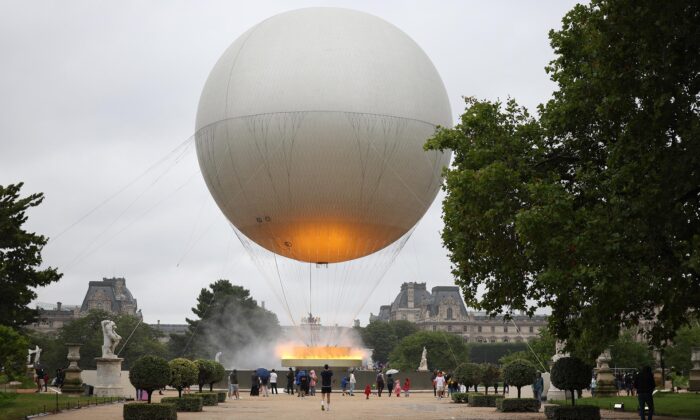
<box><xmin>214</xmin><ymin>352</ymin><xmax>222</xmax><ymax>363</ymax></box>
<box><xmin>28</xmin><ymin>345</ymin><xmax>42</xmax><ymax>365</ymax></box>
<box><xmin>101</xmin><ymin>320</ymin><xmax>122</xmax><ymax>358</ymax></box>
<box><xmin>418</xmin><ymin>346</ymin><xmax>428</xmax><ymax>371</ymax></box>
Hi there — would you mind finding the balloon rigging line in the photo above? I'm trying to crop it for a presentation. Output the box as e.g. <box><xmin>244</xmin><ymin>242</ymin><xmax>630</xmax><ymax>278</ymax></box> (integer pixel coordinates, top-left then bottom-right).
<box><xmin>50</xmin><ymin>137</ymin><xmax>193</xmax><ymax>242</ymax></box>
<box><xmin>116</xmin><ymin>317</ymin><xmax>143</xmax><ymax>357</ymax></box>
<box><xmin>510</xmin><ymin>318</ymin><xmax>548</xmax><ymax>372</ymax></box>
<box><xmin>62</xmin><ymin>170</ymin><xmax>200</xmax><ymax>273</ymax></box>
<box><xmin>175</xmin><ymin>201</ymin><xmax>218</xmax><ymax>267</ymax></box>
<box><xmin>64</xmin><ymin>148</ymin><xmax>191</xmax><ymax>268</ymax></box>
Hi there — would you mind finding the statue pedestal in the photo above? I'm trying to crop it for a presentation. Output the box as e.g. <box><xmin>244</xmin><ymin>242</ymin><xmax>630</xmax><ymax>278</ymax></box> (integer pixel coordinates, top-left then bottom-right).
<box><xmin>94</xmin><ymin>358</ymin><xmax>124</xmax><ymax>397</ymax></box>
<box><xmin>61</xmin><ymin>343</ymin><xmax>83</xmax><ymax>395</ymax></box>
<box><xmin>594</xmin><ymin>348</ymin><xmax>617</xmax><ymax>397</ymax></box>
<box><xmin>547</xmin><ymin>385</ymin><xmax>570</xmax><ymax>402</ymax></box>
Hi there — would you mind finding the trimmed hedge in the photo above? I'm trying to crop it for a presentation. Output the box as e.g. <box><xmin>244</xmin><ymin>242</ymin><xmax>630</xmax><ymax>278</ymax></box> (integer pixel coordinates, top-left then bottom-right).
<box><xmin>496</xmin><ymin>398</ymin><xmax>541</xmax><ymax>412</ymax></box>
<box><xmin>451</xmin><ymin>392</ymin><xmax>468</xmax><ymax>403</ymax></box>
<box><xmin>188</xmin><ymin>392</ymin><xmax>218</xmax><ymax>406</ymax></box>
<box><xmin>469</xmin><ymin>394</ymin><xmax>503</xmax><ymax>407</ymax></box>
<box><xmin>217</xmin><ymin>391</ymin><xmax>227</xmax><ymax>402</ymax></box>
<box><xmin>123</xmin><ymin>402</ymin><xmax>177</xmax><ymax>420</ymax></box>
<box><xmin>544</xmin><ymin>405</ymin><xmax>601</xmax><ymax>420</ymax></box>
<box><xmin>161</xmin><ymin>396</ymin><xmax>203</xmax><ymax>412</ymax></box>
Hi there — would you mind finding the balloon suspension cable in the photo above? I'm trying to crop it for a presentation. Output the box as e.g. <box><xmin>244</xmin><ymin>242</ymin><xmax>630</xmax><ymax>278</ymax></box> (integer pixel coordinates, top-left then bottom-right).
<box><xmin>510</xmin><ymin>318</ymin><xmax>548</xmax><ymax>372</ymax></box>
<box><xmin>116</xmin><ymin>317</ymin><xmax>143</xmax><ymax>357</ymax></box>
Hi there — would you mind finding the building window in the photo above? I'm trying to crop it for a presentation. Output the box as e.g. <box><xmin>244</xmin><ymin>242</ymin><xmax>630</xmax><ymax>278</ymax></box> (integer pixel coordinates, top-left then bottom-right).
<box><xmin>504</xmin><ymin>326</ymin><xmax>508</xmax><ymax>333</ymax></box>
<box><xmin>491</xmin><ymin>326</ymin><xmax>495</xmax><ymax>333</ymax></box>
<box><xmin>463</xmin><ymin>325</ymin><xmax>468</xmax><ymax>332</ymax></box>
<box><xmin>477</xmin><ymin>326</ymin><xmax>482</xmax><ymax>333</ymax></box>
<box><xmin>446</xmin><ymin>307</ymin><xmax>453</xmax><ymax>320</ymax></box>
<box><xmin>447</xmin><ymin>325</ymin><xmax>452</xmax><ymax>332</ymax></box>
<box><xmin>502</xmin><ymin>337</ymin><xmax>509</xmax><ymax>343</ymax></box>
<box><xmin>489</xmin><ymin>337</ymin><xmax>496</xmax><ymax>343</ymax></box>
<box><xmin>432</xmin><ymin>325</ymin><xmax>436</xmax><ymax>331</ymax></box>
<box><xmin>529</xmin><ymin>326</ymin><xmax>534</xmax><ymax>333</ymax></box>
<box><xmin>402</xmin><ymin>314</ymin><xmax>407</xmax><ymax>320</ymax></box>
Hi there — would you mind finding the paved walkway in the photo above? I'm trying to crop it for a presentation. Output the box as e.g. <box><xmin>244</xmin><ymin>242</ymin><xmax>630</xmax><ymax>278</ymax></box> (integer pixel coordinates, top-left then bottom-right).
<box><xmin>41</xmin><ymin>390</ymin><xmax>676</xmax><ymax>420</ymax></box>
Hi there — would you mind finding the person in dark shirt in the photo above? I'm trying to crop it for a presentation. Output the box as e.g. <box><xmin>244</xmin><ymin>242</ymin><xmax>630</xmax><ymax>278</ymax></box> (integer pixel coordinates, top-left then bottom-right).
<box><xmin>286</xmin><ymin>368</ymin><xmax>295</xmax><ymax>394</ymax></box>
<box><xmin>320</xmin><ymin>364</ymin><xmax>333</xmax><ymax>411</ymax></box>
<box><xmin>634</xmin><ymin>366</ymin><xmax>656</xmax><ymax>420</ymax></box>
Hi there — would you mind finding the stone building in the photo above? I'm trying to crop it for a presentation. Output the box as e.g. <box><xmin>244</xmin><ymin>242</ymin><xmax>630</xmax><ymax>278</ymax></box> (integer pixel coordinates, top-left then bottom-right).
<box><xmin>370</xmin><ymin>282</ymin><xmax>547</xmax><ymax>343</ymax></box>
<box><xmin>30</xmin><ymin>277</ymin><xmax>140</xmax><ymax>334</ymax></box>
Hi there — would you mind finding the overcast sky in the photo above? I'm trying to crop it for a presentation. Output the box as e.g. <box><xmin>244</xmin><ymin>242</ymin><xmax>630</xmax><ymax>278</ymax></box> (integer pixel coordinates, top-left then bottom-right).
<box><xmin>1</xmin><ymin>0</ymin><xmax>580</xmax><ymax>326</ymax></box>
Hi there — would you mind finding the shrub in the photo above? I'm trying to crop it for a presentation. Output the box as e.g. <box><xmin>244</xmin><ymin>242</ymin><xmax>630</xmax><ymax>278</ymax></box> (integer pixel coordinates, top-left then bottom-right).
<box><xmin>161</xmin><ymin>396</ymin><xmax>202</xmax><ymax>412</ymax></box>
<box><xmin>194</xmin><ymin>359</ymin><xmax>225</xmax><ymax>392</ymax></box>
<box><xmin>497</xmin><ymin>398</ymin><xmax>541</xmax><ymax>412</ymax></box>
<box><xmin>168</xmin><ymin>358</ymin><xmax>198</xmax><ymax>398</ymax></box>
<box><xmin>544</xmin><ymin>405</ymin><xmax>601</xmax><ymax>420</ymax></box>
<box><xmin>129</xmin><ymin>355</ymin><xmax>171</xmax><ymax>403</ymax></box>
<box><xmin>450</xmin><ymin>392</ymin><xmax>468</xmax><ymax>403</ymax></box>
<box><xmin>469</xmin><ymin>394</ymin><xmax>503</xmax><ymax>407</ymax></box>
<box><xmin>454</xmin><ymin>363</ymin><xmax>483</xmax><ymax>391</ymax></box>
<box><xmin>550</xmin><ymin>357</ymin><xmax>592</xmax><ymax>406</ymax></box>
<box><xmin>480</xmin><ymin>363</ymin><xmax>501</xmax><ymax>395</ymax></box>
<box><xmin>217</xmin><ymin>391</ymin><xmax>226</xmax><ymax>402</ymax></box>
<box><xmin>188</xmin><ymin>392</ymin><xmax>218</xmax><ymax>406</ymax></box>
<box><xmin>502</xmin><ymin>360</ymin><xmax>537</xmax><ymax>398</ymax></box>
<box><xmin>466</xmin><ymin>392</ymin><xmax>484</xmax><ymax>403</ymax></box>
<box><xmin>123</xmin><ymin>402</ymin><xmax>177</xmax><ymax>420</ymax></box>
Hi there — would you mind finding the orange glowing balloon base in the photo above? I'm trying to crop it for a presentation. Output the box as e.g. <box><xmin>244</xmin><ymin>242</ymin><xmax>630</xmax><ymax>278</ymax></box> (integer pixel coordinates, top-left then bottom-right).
<box><xmin>279</xmin><ymin>346</ymin><xmax>363</xmax><ymax>368</ymax></box>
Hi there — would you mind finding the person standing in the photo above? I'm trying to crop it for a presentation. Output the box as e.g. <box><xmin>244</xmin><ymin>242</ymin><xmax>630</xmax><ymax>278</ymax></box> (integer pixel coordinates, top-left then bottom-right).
<box><xmin>403</xmin><ymin>378</ymin><xmax>410</xmax><ymax>397</ymax></box>
<box><xmin>270</xmin><ymin>369</ymin><xmax>278</xmax><ymax>395</ymax></box>
<box><xmin>341</xmin><ymin>375</ymin><xmax>348</xmax><ymax>396</ymax></box>
<box><xmin>387</xmin><ymin>374</ymin><xmax>394</xmax><ymax>398</ymax></box>
<box><xmin>431</xmin><ymin>370</ymin><xmax>437</xmax><ymax>397</ymax></box>
<box><xmin>393</xmin><ymin>377</ymin><xmax>402</xmax><ymax>397</ymax></box>
<box><xmin>229</xmin><ymin>369</ymin><xmax>240</xmax><ymax>400</ymax></box>
<box><xmin>434</xmin><ymin>371</ymin><xmax>446</xmax><ymax>400</ymax></box>
<box><xmin>364</xmin><ymin>383</ymin><xmax>372</xmax><ymax>399</ymax></box>
<box><xmin>310</xmin><ymin>369</ymin><xmax>318</xmax><ymax>396</ymax></box>
<box><xmin>590</xmin><ymin>376</ymin><xmax>597</xmax><ymax>397</ymax></box>
<box><xmin>533</xmin><ymin>372</ymin><xmax>544</xmax><ymax>402</ymax></box>
<box><xmin>286</xmin><ymin>368</ymin><xmax>295</xmax><ymax>395</ymax></box>
<box><xmin>635</xmin><ymin>366</ymin><xmax>656</xmax><ymax>420</ymax></box>
<box><xmin>348</xmin><ymin>370</ymin><xmax>356</xmax><ymax>396</ymax></box>
<box><xmin>320</xmin><ymin>364</ymin><xmax>333</xmax><ymax>411</ymax></box>
<box><xmin>376</xmin><ymin>371</ymin><xmax>385</xmax><ymax>397</ymax></box>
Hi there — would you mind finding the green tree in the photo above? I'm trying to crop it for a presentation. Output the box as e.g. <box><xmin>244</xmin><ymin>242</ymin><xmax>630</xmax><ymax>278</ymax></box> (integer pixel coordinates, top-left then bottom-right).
<box><xmin>425</xmin><ymin>0</ymin><xmax>700</xmax><ymax>349</ymax></box>
<box><xmin>390</xmin><ymin>320</ymin><xmax>419</xmax><ymax>341</ymax></box>
<box><xmin>208</xmin><ymin>361</ymin><xmax>225</xmax><ymax>392</ymax></box>
<box><xmin>503</xmin><ymin>360</ymin><xmax>537</xmax><ymax>398</ymax></box>
<box><xmin>129</xmin><ymin>355</ymin><xmax>170</xmax><ymax>403</ymax></box>
<box><xmin>172</xmin><ymin>280</ymin><xmax>279</xmax><ymax>360</ymax></box>
<box><xmin>0</xmin><ymin>325</ymin><xmax>29</xmax><ymax>380</ymax></box>
<box><xmin>168</xmin><ymin>358</ymin><xmax>198</xmax><ymax>397</ymax></box>
<box><xmin>194</xmin><ymin>359</ymin><xmax>219</xmax><ymax>392</ymax></box>
<box><xmin>610</xmin><ymin>331</ymin><xmax>654</xmax><ymax>369</ymax></box>
<box><xmin>454</xmin><ymin>362</ymin><xmax>482</xmax><ymax>392</ymax></box>
<box><xmin>0</xmin><ymin>183</ymin><xmax>62</xmax><ymax>328</ymax></box>
<box><xmin>360</xmin><ymin>321</ymin><xmax>398</xmax><ymax>364</ymax></box>
<box><xmin>33</xmin><ymin>310</ymin><xmax>167</xmax><ymax>372</ymax></box>
<box><xmin>480</xmin><ymin>363</ymin><xmax>501</xmax><ymax>395</ymax></box>
<box><xmin>550</xmin><ymin>357</ymin><xmax>591</xmax><ymax>406</ymax></box>
<box><xmin>665</xmin><ymin>323</ymin><xmax>700</xmax><ymax>374</ymax></box>
<box><xmin>389</xmin><ymin>331</ymin><xmax>469</xmax><ymax>372</ymax></box>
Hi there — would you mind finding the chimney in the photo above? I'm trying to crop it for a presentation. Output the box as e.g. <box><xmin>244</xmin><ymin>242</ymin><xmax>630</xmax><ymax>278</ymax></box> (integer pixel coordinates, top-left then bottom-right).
<box><xmin>57</xmin><ymin>302</ymin><xmax>62</xmax><ymax>311</ymax></box>
<box><xmin>261</xmin><ymin>301</ymin><xmax>265</xmax><ymax>310</ymax></box>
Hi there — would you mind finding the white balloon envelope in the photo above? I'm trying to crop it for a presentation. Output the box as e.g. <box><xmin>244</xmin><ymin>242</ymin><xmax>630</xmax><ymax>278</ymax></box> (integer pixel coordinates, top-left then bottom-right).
<box><xmin>195</xmin><ymin>8</ymin><xmax>452</xmax><ymax>265</ymax></box>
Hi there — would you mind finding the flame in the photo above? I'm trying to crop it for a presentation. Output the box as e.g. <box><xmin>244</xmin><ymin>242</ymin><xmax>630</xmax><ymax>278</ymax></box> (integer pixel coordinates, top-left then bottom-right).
<box><xmin>277</xmin><ymin>345</ymin><xmax>364</xmax><ymax>360</ymax></box>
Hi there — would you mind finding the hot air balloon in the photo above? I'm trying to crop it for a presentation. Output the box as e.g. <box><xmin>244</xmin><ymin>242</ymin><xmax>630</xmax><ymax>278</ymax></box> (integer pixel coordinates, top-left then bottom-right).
<box><xmin>195</xmin><ymin>8</ymin><xmax>451</xmax><ymax>329</ymax></box>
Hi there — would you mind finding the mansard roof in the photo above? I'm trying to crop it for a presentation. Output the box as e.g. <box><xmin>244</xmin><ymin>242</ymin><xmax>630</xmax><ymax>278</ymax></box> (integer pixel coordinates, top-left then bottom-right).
<box><xmin>80</xmin><ymin>277</ymin><xmax>137</xmax><ymax>312</ymax></box>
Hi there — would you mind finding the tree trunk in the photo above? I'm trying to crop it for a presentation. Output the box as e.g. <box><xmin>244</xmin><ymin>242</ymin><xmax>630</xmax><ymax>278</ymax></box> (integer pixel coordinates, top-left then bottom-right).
<box><xmin>570</xmin><ymin>389</ymin><xmax>575</xmax><ymax>406</ymax></box>
<box><xmin>209</xmin><ymin>383</ymin><xmax>213</xmax><ymax>392</ymax></box>
<box><xmin>198</xmin><ymin>383</ymin><xmax>203</xmax><ymax>392</ymax></box>
<box><xmin>517</xmin><ymin>386</ymin><xmax>521</xmax><ymax>399</ymax></box>
<box><xmin>147</xmin><ymin>390</ymin><xmax>152</xmax><ymax>403</ymax></box>
<box><xmin>485</xmin><ymin>386</ymin><xmax>489</xmax><ymax>395</ymax></box>
<box><xmin>178</xmin><ymin>388</ymin><xmax>182</xmax><ymax>398</ymax></box>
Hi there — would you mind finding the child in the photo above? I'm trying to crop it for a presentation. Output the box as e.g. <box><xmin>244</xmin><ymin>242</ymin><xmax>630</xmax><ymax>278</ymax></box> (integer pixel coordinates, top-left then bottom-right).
<box><xmin>364</xmin><ymin>384</ymin><xmax>371</xmax><ymax>399</ymax></box>
<box><xmin>394</xmin><ymin>378</ymin><xmax>401</xmax><ymax>397</ymax></box>
<box><xmin>403</xmin><ymin>378</ymin><xmax>410</xmax><ymax>397</ymax></box>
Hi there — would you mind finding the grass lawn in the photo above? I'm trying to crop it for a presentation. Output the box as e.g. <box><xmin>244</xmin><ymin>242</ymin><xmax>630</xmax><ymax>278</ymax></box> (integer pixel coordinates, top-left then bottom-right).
<box><xmin>551</xmin><ymin>392</ymin><xmax>700</xmax><ymax>419</ymax></box>
<box><xmin>0</xmin><ymin>392</ymin><xmax>119</xmax><ymax>420</ymax></box>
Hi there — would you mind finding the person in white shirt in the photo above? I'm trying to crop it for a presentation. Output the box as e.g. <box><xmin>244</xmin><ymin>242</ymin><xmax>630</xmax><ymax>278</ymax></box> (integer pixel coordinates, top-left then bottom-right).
<box><xmin>270</xmin><ymin>369</ymin><xmax>278</xmax><ymax>394</ymax></box>
<box><xmin>348</xmin><ymin>370</ymin><xmax>356</xmax><ymax>396</ymax></box>
<box><xmin>434</xmin><ymin>371</ymin><xmax>446</xmax><ymax>399</ymax></box>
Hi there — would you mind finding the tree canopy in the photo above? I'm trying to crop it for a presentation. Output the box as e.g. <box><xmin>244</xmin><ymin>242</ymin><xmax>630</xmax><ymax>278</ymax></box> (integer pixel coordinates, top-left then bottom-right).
<box><xmin>388</xmin><ymin>331</ymin><xmax>469</xmax><ymax>372</ymax></box>
<box><xmin>168</xmin><ymin>358</ymin><xmax>198</xmax><ymax>397</ymax></box>
<box><xmin>503</xmin><ymin>360</ymin><xmax>537</xmax><ymax>398</ymax></box>
<box><xmin>0</xmin><ymin>183</ymin><xmax>62</xmax><ymax>328</ymax></box>
<box><xmin>358</xmin><ymin>320</ymin><xmax>419</xmax><ymax>364</ymax></box>
<box><xmin>129</xmin><ymin>355</ymin><xmax>171</xmax><ymax>403</ymax></box>
<box><xmin>550</xmin><ymin>357</ymin><xmax>592</xmax><ymax>406</ymax></box>
<box><xmin>170</xmin><ymin>280</ymin><xmax>280</xmax><ymax>362</ymax></box>
<box><xmin>425</xmin><ymin>0</ymin><xmax>700</xmax><ymax>350</ymax></box>
<box><xmin>0</xmin><ymin>325</ymin><xmax>29</xmax><ymax>379</ymax></box>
